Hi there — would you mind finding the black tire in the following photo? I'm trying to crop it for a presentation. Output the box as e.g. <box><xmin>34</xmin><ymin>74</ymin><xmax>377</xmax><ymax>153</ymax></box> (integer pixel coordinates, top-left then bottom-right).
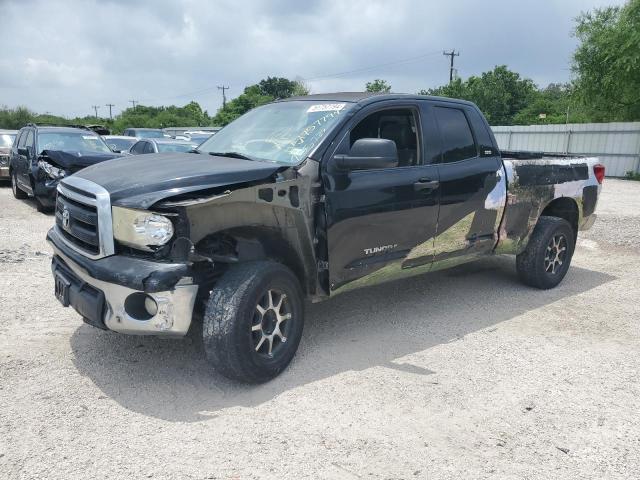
<box><xmin>203</xmin><ymin>260</ymin><xmax>304</xmax><ymax>383</ymax></box>
<box><xmin>516</xmin><ymin>216</ymin><xmax>575</xmax><ymax>289</ymax></box>
<box><xmin>11</xmin><ymin>171</ymin><xmax>27</xmax><ymax>199</ymax></box>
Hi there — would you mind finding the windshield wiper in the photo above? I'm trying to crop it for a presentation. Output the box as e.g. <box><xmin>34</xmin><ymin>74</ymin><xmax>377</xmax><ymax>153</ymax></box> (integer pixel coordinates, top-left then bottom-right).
<box><xmin>208</xmin><ymin>151</ymin><xmax>255</xmax><ymax>161</ymax></box>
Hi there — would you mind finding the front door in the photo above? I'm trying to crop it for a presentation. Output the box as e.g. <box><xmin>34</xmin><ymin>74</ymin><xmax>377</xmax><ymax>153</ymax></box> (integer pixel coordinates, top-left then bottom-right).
<box><xmin>323</xmin><ymin>102</ymin><xmax>440</xmax><ymax>293</ymax></box>
<box><xmin>17</xmin><ymin>129</ymin><xmax>34</xmax><ymax>192</ymax></box>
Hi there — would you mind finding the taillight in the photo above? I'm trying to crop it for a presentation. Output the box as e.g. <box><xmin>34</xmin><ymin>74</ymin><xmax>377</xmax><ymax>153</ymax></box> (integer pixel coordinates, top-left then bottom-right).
<box><xmin>593</xmin><ymin>164</ymin><xmax>605</xmax><ymax>184</ymax></box>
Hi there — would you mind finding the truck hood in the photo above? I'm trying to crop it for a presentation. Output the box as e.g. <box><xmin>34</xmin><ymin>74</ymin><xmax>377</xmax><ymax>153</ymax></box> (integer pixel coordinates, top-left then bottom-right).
<box><xmin>72</xmin><ymin>152</ymin><xmax>282</xmax><ymax>209</ymax></box>
<box><xmin>41</xmin><ymin>150</ymin><xmax>121</xmax><ymax>170</ymax></box>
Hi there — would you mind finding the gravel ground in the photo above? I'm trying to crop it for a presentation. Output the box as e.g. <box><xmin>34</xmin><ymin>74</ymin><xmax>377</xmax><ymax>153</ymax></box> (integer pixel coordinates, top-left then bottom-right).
<box><xmin>1</xmin><ymin>179</ymin><xmax>639</xmax><ymax>480</ymax></box>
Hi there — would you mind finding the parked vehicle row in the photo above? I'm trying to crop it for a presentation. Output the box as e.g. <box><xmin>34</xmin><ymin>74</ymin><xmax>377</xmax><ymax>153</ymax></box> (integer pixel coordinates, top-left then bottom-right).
<box><xmin>0</xmin><ymin>129</ymin><xmax>18</xmax><ymax>180</ymax></box>
<box><xmin>9</xmin><ymin>124</ymin><xmax>122</xmax><ymax>211</ymax></box>
<box><xmin>43</xmin><ymin>93</ymin><xmax>604</xmax><ymax>384</ymax></box>
<box><xmin>4</xmin><ymin>123</ymin><xmax>218</xmax><ymax>211</ymax></box>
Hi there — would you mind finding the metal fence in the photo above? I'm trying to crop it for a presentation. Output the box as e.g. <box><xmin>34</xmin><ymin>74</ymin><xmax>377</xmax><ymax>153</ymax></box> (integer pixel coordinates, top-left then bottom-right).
<box><xmin>491</xmin><ymin>122</ymin><xmax>640</xmax><ymax>177</ymax></box>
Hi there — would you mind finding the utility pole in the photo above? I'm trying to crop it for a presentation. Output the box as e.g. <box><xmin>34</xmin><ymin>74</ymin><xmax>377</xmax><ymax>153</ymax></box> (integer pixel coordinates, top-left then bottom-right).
<box><xmin>105</xmin><ymin>103</ymin><xmax>115</xmax><ymax>120</ymax></box>
<box><xmin>129</xmin><ymin>99</ymin><xmax>138</xmax><ymax>110</ymax></box>
<box><xmin>217</xmin><ymin>85</ymin><xmax>229</xmax><ymax>109</ymax></box>
<box><xmin>442</xmin><ymin>50</ymin><xmax>460</xmax><ymax>83</ymax></box>
<box><xmin>91</xmin><ymin>105</ymin><xmax>100</xmax><ymax>118</ymax></box>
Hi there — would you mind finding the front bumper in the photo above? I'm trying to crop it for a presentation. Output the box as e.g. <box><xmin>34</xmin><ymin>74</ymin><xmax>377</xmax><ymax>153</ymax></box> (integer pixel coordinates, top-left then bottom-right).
<box><xmin>0</xmin><ymin>166</ymin><xmax>8</xmax><ymax>178</ymax></box>
<box><xmin>33</xmin><ymin>178</ymin><xmax>59</xmax><ymax>207</ymax></box>
<box><xmin>48</xmin><ymin>228</ymin><xmax>198</xmax><ymax>336</ymax></box>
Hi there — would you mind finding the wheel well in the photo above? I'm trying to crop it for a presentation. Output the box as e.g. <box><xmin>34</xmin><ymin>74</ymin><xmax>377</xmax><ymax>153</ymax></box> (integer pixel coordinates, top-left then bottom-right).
<box><xmin>196</xmin><ymin>227</ymin><xmax>309</xmax><ymax>293</ymax></box>
<box><xmin>540</xmin><ymin>197</ymin><xmax>579</xmax><ymax>239</ymax></box>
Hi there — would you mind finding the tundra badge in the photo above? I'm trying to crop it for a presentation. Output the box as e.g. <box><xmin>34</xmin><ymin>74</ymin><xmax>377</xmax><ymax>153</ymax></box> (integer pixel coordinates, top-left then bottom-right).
<box><xmin>363</xmin><ymin>244</ymin><xmax>397</xmax><ymax>255</ymax></box>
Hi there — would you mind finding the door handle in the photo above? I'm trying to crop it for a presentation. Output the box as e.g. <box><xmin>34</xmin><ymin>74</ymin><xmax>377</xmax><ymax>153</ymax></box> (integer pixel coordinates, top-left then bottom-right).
<box><xmin>413</xmin><ymin>179</ymin><xmax>439</xmax><ymax>191</ymax></box>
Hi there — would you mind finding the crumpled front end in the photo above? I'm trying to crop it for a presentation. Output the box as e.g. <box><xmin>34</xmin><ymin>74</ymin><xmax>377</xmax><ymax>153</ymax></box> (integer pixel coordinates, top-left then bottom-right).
<box><xmin>48</xmin><ymin>176</ymin><xmax>198</xmax><ymax>336</ymax></box>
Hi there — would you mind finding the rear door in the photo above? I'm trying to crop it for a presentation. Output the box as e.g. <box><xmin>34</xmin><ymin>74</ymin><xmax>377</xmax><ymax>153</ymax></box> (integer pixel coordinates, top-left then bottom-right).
<box><xmin>323</xmin><ymin>101</ymin><xmax>440</xmax><ymax>292</ymax></box>
<box><xmin>430</xmin><ymin>102</ymin><xmax>505</xmax><ymax>263</ymax></box>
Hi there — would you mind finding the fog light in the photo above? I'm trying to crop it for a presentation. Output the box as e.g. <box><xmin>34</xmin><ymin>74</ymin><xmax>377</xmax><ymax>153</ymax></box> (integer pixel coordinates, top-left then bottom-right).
<box><xmin>144</xmin><ymin>296</ymin><xmax>158</xmax><ymax>316</ymax></box>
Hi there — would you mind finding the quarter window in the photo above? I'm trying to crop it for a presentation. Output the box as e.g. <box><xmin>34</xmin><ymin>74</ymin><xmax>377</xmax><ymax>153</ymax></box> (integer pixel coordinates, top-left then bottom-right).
<box><xmin>434</xmin><ymin>107</ymin><xmax>477</xmax><ymax>163</ymax></box>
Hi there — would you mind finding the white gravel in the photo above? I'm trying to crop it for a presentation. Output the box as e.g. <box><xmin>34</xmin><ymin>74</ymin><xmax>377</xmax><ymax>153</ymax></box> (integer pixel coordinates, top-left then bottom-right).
<box><xmin>1</xmin><ymin>179</ymin><xmax>639</xmax><ymax>480</ymax></box>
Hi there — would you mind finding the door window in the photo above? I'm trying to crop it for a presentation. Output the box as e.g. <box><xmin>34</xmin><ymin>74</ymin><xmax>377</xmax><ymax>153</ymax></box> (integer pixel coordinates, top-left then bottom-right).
<box><xmin>434</xmin><ymin>107</ymin><xmax>477</xmax><ymax>163</ymax></box>
<box><xmin>17</xmin><ymin>130</ymin><xmax>27</xmax><ymax>148</ymax></box>
<box><xmin>143</xmin><ymin>142</ymin><xmax>155</xmax><ymax>153</ymax></box>
<box><xmin>350</xmin><ymin>108</ymin><xmax>420</xmax><ymax>167</ymax></box>
<box><xmin>25</xmin><ymin>131</ymin><xmax>35</xmax><ymax>152</ymax></box>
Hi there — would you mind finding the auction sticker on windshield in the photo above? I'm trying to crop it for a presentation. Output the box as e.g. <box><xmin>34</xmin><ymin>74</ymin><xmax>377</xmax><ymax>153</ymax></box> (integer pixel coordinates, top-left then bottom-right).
<box><xmin>307</xmin><ymin>103</ymin><xmax>346</xmax><ymax>113</ymax></box>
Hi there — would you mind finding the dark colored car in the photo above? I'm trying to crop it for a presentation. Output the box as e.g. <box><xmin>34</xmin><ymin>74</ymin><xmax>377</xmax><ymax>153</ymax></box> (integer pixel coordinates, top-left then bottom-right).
<box><xmin>128</xmin><ymin>138</ymin><xmax>198</xmax><ymax>154</ymax></box>
<box><xmin>47</xmin><ymin>93</ymin><xmax>604</xmax><ymax>383</ymax></box>
<box><xmin>102</xmin><ymin>135</ymin><xmax>138</xmax><ymax>153</ymax></box>
<box><xmin>123</xmin><ymin>128</ymin><xmax>165</xmax><ymax>138</ymax></box>
<box><xmin>0</xmin><ymin>129</ymin><xmax>18</xmax><ymax>181</ymax></box>
<box><xmin>10</xmin><ymin>124</ymin><xmax>120</xmax><ymax>211</ymax></box>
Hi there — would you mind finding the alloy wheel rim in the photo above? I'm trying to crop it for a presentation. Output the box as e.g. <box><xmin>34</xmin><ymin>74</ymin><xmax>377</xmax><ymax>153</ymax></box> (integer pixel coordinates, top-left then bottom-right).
<box><xmin>251</xmin><ymin>289</ymin><xmax>292</xmax><ymax>358</ymax></box>
<box><xmin>544</xmin><ymin>234</ymin><xmax>567</xmax><ymax>275</ymax></box>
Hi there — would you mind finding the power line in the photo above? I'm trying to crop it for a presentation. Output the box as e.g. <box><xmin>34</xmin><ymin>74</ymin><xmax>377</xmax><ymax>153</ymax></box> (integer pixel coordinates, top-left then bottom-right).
<box><xmin>105</xmin><ymin>103</ymin><xmax>115</xmax><ymax>120</ymax></box>
<box><xmin>217</xmin><ymin>85</ymin><xmax>229</xmax><ymax>109</ymax></box>
<box><xmin>442</xmin><ymin>49</ymin><xmax>460</xmax><ymax>83</ymax></box>
<box><xmin>91</xmin><ymin>105</ymin><xmax>100</xmax><ymax>118</ymax></box>
<box><xmin>302</xmin><ymin>50</ymin><xmax>442</xmax><ymax>82</ymax></box>
<box><xmin>129</xmin><ymin>99</ymin><xmax>138</xmax><ymax>110</ymax></box>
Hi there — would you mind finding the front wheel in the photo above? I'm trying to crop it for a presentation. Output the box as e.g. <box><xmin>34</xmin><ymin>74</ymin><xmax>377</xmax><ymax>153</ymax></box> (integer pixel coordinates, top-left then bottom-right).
<box><xmin>202</xmin><ymin>261</ymin><xmax>304</xmax><ymax>383</ymax></box>
<box><xmin>516</xmin><ymin>216</ymin><xmax>575</xmax><ymax>289</ymax></box>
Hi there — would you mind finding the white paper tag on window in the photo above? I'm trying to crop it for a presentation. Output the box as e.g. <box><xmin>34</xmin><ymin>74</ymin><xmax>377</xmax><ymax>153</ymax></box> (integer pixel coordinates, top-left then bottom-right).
<box><xmin>307</xmin><ymin>103</ymin><xmax>346</xmax><ymax>113</ymax></box>
<box><xmin>82</xmin><ymin>135</ymin><xmax>98</xmax><ymax>140</ymax></box>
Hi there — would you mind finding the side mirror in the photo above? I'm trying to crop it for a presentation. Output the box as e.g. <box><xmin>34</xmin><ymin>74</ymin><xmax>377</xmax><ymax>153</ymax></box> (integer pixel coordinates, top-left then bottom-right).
<box><xmin>332</xmin><ymin>138</ymin><xmax>398</xmax><ymax>171</ymax></box>
<box><xmin>109</xmin><ymin>144</ymin><xmax>121</xmax><ymax>152</ymax></box>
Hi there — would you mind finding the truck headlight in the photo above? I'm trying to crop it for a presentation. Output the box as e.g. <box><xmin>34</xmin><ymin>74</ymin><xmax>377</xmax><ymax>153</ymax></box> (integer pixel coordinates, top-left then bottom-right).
<box><xmin>112</xmin><ymin>207</ymin><xmax>174</xmax><ymax>250</ymax></box>
<box><xmin>38</xmin><ymin>160</ymin><xmax>65</xmax><ymax>179</ymax></box>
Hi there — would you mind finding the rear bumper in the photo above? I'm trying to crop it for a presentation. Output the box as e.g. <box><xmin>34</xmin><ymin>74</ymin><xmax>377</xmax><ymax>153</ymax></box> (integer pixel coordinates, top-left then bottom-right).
<box><xmin>47</xmin><ymin>228</ymin><xmax>198</xmax><ymax>336</ymax></box>
<box><xmin>579</xmin><ymin>213</ymin><xmax>597</xmax><ymax>231</ymax></box>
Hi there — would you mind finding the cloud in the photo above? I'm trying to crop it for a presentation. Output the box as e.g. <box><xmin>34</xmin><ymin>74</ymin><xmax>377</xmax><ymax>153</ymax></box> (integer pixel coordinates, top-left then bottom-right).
<box><xmin>0</xmin><ymin>0</ymin><xmax>628</xmax><ymax>118</ymax></box>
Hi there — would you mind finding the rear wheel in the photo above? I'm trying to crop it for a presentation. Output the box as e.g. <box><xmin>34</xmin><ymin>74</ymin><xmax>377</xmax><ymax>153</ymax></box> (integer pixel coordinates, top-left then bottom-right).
<box><xmin>202</xmin><ymin>261</ymin><xmax>304</xmax><ymax>383</ymax></box>
<box><xmin>11</xmin><ymin>171</ymin><xmax>27</xmax><ymax>199</ymax></box>
<box><xmin>516</xmin><ymin>216</ymin><xmax>575</xmax><ymax>289</ymax></box>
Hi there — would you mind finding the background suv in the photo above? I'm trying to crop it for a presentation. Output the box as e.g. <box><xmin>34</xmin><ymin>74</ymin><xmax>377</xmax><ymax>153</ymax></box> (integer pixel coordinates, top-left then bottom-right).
<box><xmin>0</xmin><ymin>129</ymin><xmax>18</xmax><ymax>181</ymax></box>
<box><xmin>10</xmin><ymin>124</ymin><xmax>119</xmax><ymax>211</ymax></box>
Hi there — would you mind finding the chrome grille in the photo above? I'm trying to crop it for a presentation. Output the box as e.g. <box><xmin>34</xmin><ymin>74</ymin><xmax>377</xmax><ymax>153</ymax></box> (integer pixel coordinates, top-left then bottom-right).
<box><xmin>55</xmin><ymin>177</ymin><xmax>115</xmax><ymax>259</ymax></box>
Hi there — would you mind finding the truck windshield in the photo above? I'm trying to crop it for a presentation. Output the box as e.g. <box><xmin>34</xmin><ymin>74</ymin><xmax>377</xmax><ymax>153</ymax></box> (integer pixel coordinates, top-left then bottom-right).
<box><xmin>197</xmin><ymin>101</ymin><xmax>353</xmax><ymax>165</ymax></box>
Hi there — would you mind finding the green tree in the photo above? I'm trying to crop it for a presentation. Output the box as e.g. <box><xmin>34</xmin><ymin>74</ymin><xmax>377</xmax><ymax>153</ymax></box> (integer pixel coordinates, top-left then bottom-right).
<box><xmin>421</xmin><ymin>66</ymin><xmax>537</xmax><ymax>124</ymax></box>
<box><xmin>212</xmin><ymin>85</ymin><xmax>273</xmax><ymax>126</ymax></box>
<box><xmin>365</xmin><ymin>79</ymin><xmax>392</xmax><ymax>93</ymax></box>
<box><xmin>211</xmin><ymin>76</ymin><xmax>305</xmax><ymax>126</ymax></box>
<box><xmin>572</xmin><ymin>0</ymin><xmax>640</xmax><ymax>121</ymax></box>
<box><xmin>258</xmin><ymin>77</ymin><xmax>298</xmax><ymax>99</ymax></box>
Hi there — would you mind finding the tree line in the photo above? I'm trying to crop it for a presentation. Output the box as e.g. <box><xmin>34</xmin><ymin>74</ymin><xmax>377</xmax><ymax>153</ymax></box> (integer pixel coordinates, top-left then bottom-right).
<box><xmin>1</xmin><ymin>0</ymin><xmax>637</xmax><ymax>131</ymax></box>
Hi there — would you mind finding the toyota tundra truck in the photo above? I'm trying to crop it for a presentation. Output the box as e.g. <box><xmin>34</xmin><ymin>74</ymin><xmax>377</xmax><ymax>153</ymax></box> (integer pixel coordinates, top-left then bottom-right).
<box><xmin>46</xmin><ymin>93</ymin><xmax>604</xmax><ymax>383</ymax></box>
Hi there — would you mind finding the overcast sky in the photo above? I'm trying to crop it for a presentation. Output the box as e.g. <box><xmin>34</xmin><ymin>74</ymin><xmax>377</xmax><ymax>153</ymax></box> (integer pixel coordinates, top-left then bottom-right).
<box><xmin>0</xmin><ymin>0</ymin><xmax>627</xmax><ymax>118</ymax></box>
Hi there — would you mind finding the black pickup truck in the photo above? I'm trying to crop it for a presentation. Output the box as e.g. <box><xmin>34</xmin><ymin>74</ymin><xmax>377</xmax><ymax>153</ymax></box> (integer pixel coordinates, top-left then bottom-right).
<box><xmin>47</xmin><ymin>93</ymin><xmax>604</xmax><ymax>383</ymax></box>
